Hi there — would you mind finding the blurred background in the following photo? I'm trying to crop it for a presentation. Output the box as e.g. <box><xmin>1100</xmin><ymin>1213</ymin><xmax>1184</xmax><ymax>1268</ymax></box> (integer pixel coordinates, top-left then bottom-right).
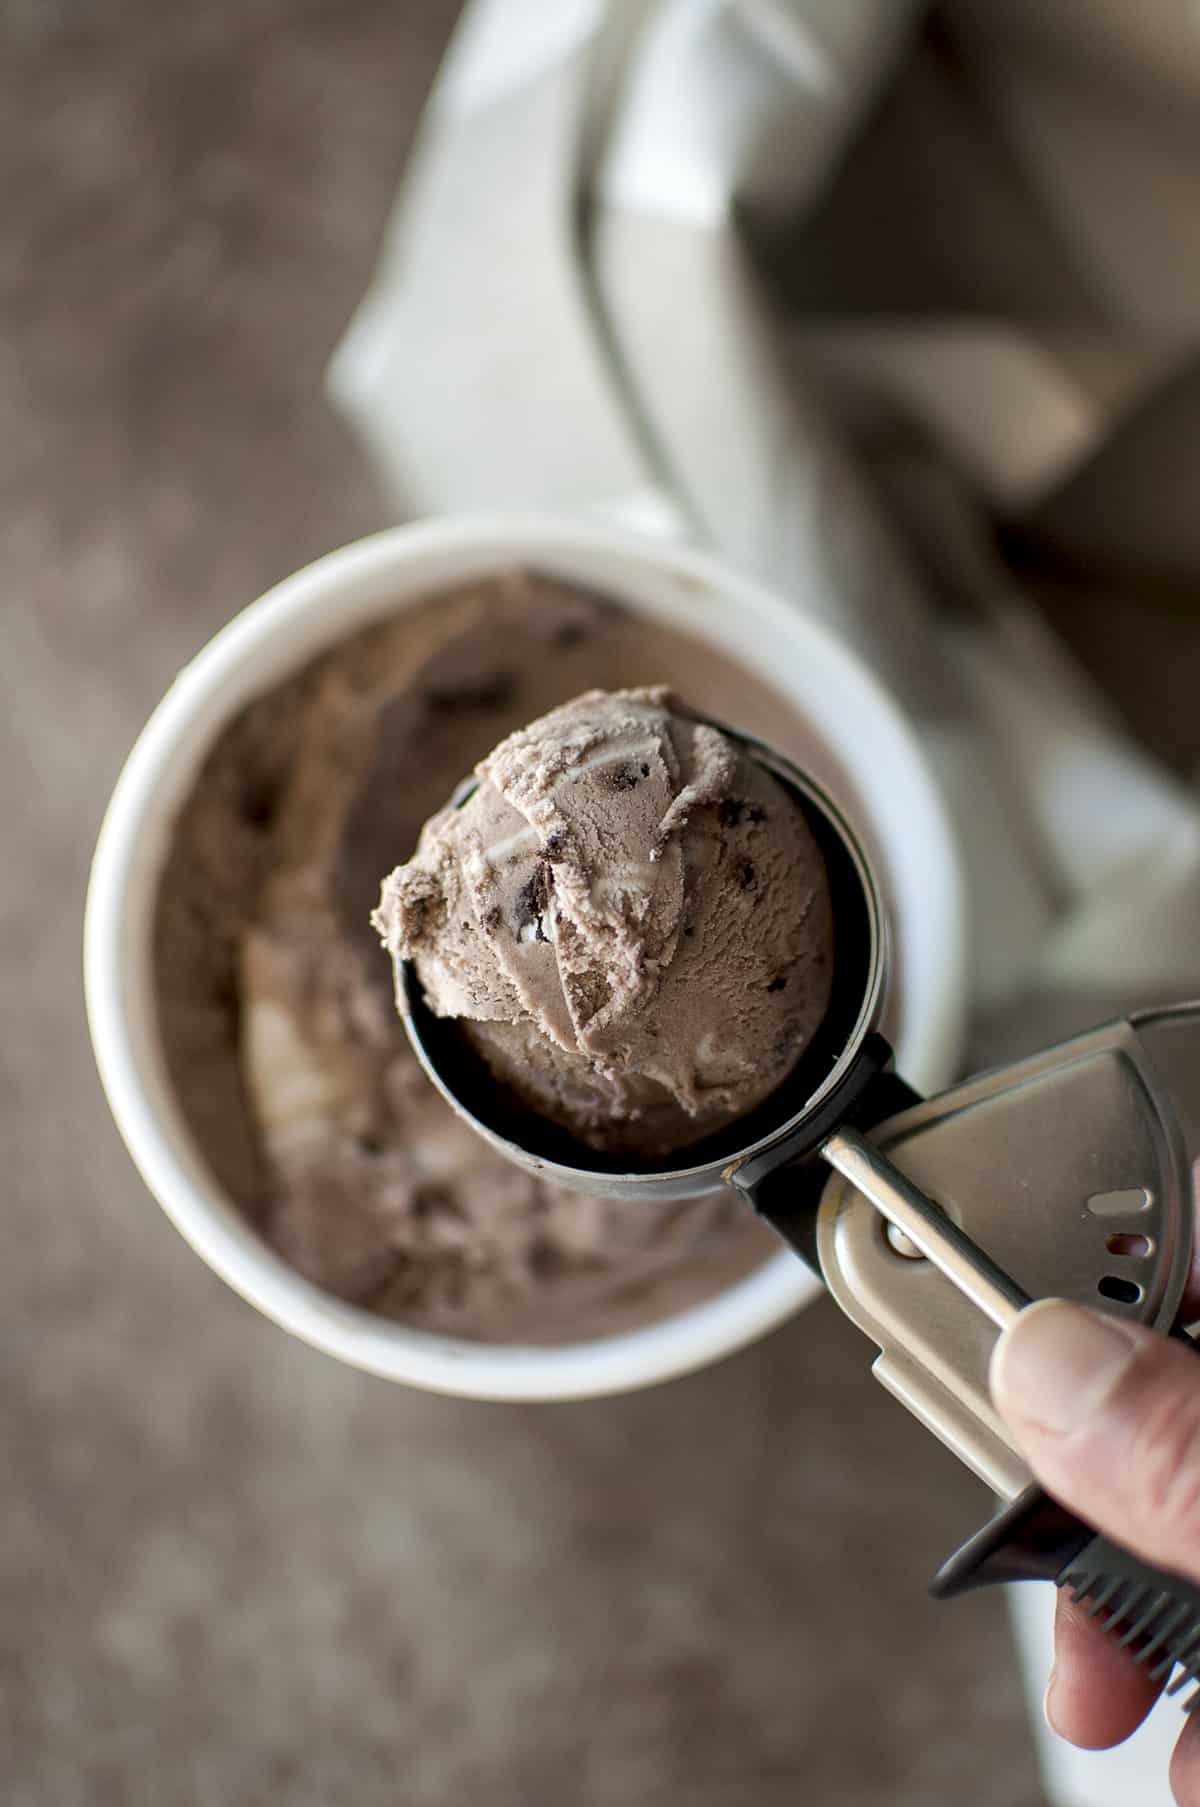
<box><xmin>10</xmin><ymin>1</ymin><xmax>1200</xmax><ymax>1801</ymax></box>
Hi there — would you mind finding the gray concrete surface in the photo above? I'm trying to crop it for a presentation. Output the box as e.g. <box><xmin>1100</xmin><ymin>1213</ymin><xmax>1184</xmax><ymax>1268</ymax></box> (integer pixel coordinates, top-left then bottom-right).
<box><xmin>3</xmin><ymin>4</ymin><xmax>1046</xmax><ymax>1802</ymax></box>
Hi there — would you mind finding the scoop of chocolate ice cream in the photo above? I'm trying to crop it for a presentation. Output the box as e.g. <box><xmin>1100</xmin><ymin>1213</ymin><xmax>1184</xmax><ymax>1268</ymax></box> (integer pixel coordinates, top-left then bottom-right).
<box><xmin>375</xmin><ymin>688</ymin><xmax>833</xmax><ymax>1156</ymax></box>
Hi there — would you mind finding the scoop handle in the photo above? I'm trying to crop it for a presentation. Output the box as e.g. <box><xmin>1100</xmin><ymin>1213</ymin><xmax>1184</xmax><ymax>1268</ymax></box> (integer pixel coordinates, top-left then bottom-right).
<box><xmin>817</xmin><ymin>1126</ymin><xmax>1200</xmax><ymax>1704</ymax></box>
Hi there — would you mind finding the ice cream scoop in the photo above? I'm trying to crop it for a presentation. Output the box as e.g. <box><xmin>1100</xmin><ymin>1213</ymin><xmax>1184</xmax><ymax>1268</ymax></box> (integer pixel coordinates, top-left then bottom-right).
<box><xmin>384</xmin><ymin>708</ymin><xmax>1200</xmax><ymax>1704</ymax></box>
<box><xmin>374</xmin><ymin>689</ymin><xmax>834</xmax><ymax>1158</ymax></box>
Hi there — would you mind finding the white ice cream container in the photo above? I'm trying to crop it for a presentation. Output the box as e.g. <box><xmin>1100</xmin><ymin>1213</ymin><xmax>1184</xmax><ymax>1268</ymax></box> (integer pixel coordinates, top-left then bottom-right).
<box><xmin>84</xmin><ymin>514</ymin><xmax>966</xmax><ymax>1399</ymax></box>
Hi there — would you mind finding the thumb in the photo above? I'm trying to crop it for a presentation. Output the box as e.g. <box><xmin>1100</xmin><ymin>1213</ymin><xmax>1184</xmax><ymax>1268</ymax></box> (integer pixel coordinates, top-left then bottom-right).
<box><xmin>991</xmin><ymin>1298</ymin><xmax>1200</xmax><ymax>1585</ymax></box>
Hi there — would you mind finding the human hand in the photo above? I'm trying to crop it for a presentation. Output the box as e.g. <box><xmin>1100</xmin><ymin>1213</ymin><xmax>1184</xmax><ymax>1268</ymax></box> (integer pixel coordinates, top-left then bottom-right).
<box><xmin>991</xmin><ymin>1268</ymin><xmax>1200</xmax><ymax>1806</ymax></box>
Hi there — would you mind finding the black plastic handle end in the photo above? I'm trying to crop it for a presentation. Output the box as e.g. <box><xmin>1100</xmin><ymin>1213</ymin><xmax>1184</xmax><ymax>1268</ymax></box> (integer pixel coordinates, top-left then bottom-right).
<box><xmin>1057</xmin><ymin>1531</ymin><xmax>1200</xmax><ymax>1709</ymax></box>
<box><xmin>934</xmin><ymin>1484</ymin><xmax>1200</xmax><ymax>1710</ymax></box>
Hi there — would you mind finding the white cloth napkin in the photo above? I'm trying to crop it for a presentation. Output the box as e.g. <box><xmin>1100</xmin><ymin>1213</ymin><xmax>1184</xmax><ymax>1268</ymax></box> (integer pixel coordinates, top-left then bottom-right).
<box><xmin>329</xmin><ymin>0</ymin><xmax>1200</xmax><ymax>1047</ymax></box>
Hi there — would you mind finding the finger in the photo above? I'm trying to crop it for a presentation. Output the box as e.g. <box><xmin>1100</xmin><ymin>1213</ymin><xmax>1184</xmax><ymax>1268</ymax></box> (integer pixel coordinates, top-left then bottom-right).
<box><xmin>1183</xmin><ymin>1226</ymin><xmax>1200</xmax><ymax>1320</ymax></box>
<box><xmin>1170</xmin><ymin>1706</ymin><xmax>1200</xmax><ymax>1806</ymax></box>
<box><xmin>1048</xmin><ymin>1586</ymin><xmax>1163</xmax><ymax>1749</ymax></box>
<box><xmin>991</xmin><ymin>1299</ymin><xmax>1200</xmax><ymax>1582</ymax></box>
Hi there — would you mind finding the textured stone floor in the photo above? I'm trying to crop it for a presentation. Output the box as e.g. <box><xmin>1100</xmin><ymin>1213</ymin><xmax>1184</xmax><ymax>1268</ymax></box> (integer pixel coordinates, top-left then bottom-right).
<box><xmin>3</xmin><ymin>4</ymin><xmax>1046</xmax><ymax>1802</ymax></box>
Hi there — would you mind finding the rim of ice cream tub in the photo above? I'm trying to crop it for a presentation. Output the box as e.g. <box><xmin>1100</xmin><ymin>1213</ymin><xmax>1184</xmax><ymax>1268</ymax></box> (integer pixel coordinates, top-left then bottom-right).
<box><xmin>84</xmin><ymin>513</ymin><xmax>967</xmax><ymax>1401</ymax></box>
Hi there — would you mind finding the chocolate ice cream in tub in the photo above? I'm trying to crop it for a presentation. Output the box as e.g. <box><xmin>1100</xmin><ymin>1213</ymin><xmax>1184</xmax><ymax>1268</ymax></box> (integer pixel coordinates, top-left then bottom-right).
<box><xmin>85</xmin><ymin>516</ymin><xmax>965</xmax><ymax>1399</ymax></box>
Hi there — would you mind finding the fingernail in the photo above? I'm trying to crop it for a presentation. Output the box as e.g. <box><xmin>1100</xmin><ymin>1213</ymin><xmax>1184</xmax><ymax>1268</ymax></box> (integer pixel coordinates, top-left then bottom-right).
<box><xmin>991</xmin><ymin>1299</ymin><xmax>1139</xmax><ymax>1434</ymax></box>
<box><xmin>1043</xmin><ymin>1671</ymin><xmax>1061</xmax><ymax>1736</ymax></box>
